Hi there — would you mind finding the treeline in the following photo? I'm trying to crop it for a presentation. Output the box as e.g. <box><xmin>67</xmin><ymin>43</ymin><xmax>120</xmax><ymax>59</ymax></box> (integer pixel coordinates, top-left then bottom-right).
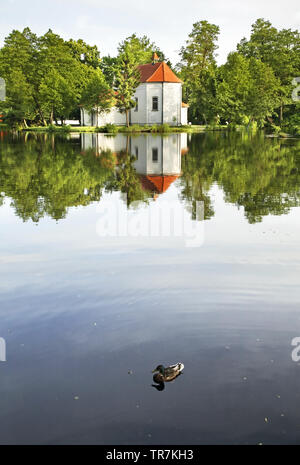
<box><xmin>0</xmin><ymin>19</ymin><xmax>299</xmax><ymax>131</ymax></box>
<box><xmin>178</xmin><ymin>19</ymin><xmax>300</xmax><ymax>132</ymax></box>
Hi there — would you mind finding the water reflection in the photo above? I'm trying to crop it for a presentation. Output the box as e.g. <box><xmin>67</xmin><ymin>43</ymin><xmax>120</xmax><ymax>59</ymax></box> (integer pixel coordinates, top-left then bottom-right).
<box><xmin>180</xmin><ymin>132</ymin><xmax>300</xmax><ymax>223</ymax></box>
<box><xmin>0</xmin><ymin>131</ymin><xmax>299</xmax><ymax>223</ymax></box>
<box><xmin>1</xmin><ymin>129</ymin><xmax>300</xmax><ymax>445</ymax></box>
<box><xmin>82</xmin><ymin>133</ymin><xmax>186</xmax><ymax>205</ymax></box>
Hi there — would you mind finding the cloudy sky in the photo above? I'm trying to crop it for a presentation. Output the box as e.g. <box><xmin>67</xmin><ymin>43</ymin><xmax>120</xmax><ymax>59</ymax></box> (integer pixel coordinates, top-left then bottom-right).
<box><xmin>1</xmin><ymin>0</ymin><xmax>299</xmax><ymax>65</ymax></box>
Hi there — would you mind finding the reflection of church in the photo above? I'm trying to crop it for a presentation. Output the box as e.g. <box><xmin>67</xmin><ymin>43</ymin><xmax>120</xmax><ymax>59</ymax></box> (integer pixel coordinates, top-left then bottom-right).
<box><xmin>81</xmin><ymin>133</ymin><xmax>188</xmax><ymax>197</ymax></box>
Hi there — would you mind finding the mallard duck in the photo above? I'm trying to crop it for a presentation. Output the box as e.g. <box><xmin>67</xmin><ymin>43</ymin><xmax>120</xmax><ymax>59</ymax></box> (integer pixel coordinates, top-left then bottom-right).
<box><xmin>152</xmin><ymin>363</ymin><xmax>184</xmax><ymax>384</ymax></box>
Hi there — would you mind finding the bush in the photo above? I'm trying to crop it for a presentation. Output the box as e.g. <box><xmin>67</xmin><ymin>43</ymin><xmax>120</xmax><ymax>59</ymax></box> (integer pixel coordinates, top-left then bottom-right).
<box><xmin>151</xmin><ymin>124</ymin><xmax>171</xmax><ymax>133</ymax></box>
<box><xmin>128</xmin><ymin>124</ymin><xmax>142</xmax><ymax>133</ymax></box>
<box><xmin>270</xmin><ymin>124</ymin><xmax>281</xmax><ymax>134</ymax></box>
<box><xmin>247</xmin><ymin>121</ymin><xmax>258</xmax><ymax>132</ymax></box>
<box><xmin>206</xmin><ymin>123</ymin><xmax>222</xmax><ymax>131</ymax></box>
<box><xmin>282</xmin><ymin>113</ymin><xmax>300</xmax><ymax>136</ymax></box>
<box><xmin>103</xmin><ymin>123</ymin><xmax>118</xmax><ymax>133</ymax></box>
<box><xmin>47</xmin><ymin>124</ymin><xmax>71</xmax><ymax>133</ymax></box>
<box><xmin>226</xmin><ymin>122</ymin><xmax>237</xmax><ymax>131</ymax></box>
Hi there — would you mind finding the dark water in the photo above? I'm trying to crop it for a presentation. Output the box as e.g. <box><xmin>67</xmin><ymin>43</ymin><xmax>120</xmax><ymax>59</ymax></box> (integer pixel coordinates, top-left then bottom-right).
<box><xmin>0</xmin><ymin>130</ymin><xmax>300</xmax><ymax>444</ymax></box>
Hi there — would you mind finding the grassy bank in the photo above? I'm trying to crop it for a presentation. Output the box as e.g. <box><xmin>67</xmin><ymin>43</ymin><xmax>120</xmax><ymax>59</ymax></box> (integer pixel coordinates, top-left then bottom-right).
<box><xmin>7</xmin><ymin>122</ymin><xmax>299</xmax><ymax>137</ymax></box>
<box><xmin>20</xmin><ymin>123</ymin><xmax>229</xmax><ymax>134</ymax></box>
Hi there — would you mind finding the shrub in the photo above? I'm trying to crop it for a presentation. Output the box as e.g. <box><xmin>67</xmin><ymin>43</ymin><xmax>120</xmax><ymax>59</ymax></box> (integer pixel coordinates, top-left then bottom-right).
<box><xmin>151</xmin><ymin>124</ymin><xmax>171</xmax><ymax>133</ymax></box>
<box><xmin>103</xmin><ymin>123</ymin><xmax>118</xmax><ymax>133</ymax></box>
<box><xmin>270</xmin><ymin>124</ymin><xmax>281</xmax><ymax>134</ymax></box>
<box><xmin>159</xmin><ymin>123</ymin><xmax>171</xmax><ymax>133</ymax></box>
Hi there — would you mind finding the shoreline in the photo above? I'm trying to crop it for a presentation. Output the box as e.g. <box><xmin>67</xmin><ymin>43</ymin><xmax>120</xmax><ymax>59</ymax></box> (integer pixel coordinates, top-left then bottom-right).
<box><xmin>1</xmin><ymin>124</ymin><xmax>298</xmax><ymax>138</ymax></box>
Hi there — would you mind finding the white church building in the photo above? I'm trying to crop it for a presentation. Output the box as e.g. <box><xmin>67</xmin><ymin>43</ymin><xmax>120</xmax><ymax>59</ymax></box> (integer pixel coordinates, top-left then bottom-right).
<box><xmin>81</xmin><ymin>55</ymin><xmax>189</xmax><ymax>127</ymax></box>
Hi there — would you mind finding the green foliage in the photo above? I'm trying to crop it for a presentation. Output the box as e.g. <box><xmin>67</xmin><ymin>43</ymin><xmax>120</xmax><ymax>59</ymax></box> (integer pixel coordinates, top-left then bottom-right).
<box><xmin>181</xmin><ymin>131</ymin><xmax>300</xmax><ymax>223</ymax></box>
<box><xmin>103</xmin><ymin>123</ymin><xmax>118</xmax><ymax>133</ymax></box>
<box><xmin>105</xmin><ymin>150</ymin><xmax>149</xmax><ymax>207</ymax></box>
<box><xmin>215</xmin><ymin>52</ymin><xmax>281</xmax><ymax>126</ymax></box>
<box><xmin>270</xmin><ymin>124</ymin><xmax>282</xmax><ymax>134</ymax></box>
<box><xmin>150</xmin><ymin>124</ymin><xmax>171</xmax><ymax>133</ymax></box>
<box><xmin>47</xmin><ymin>124</ymin><xmax>71</xmax><ymax>133</ymax></box>
<box><xmin>118</xmin><ymin>124</ymin><xmax>142</xmax><ymax>133</ymax></box>
<box><xmin>114</xmin><ymin>45</ymin><xmax>141</xmax><ymax>127</ymax></box>
<box><xmin>178</xmin><ymin>20</ymin><xmax>220</xmax><ymax>124</ymax></box>
<box><xmin>80</xmin><ymin>68</ymin><xmax>114</xmax><ymax>126</ymax></box>
<box><xmin>1</xmin><ymin>21</ymin><xmax>298</xmax><ymax>130</ymax></box>
<box><xmin>0</xmin><ymin>28</ymin><xmax>102</xmax><ymax>126</ymax></box>
<box><xmin>237</xmin><ymin>18</ymin><xmax>300</xmax><ymax>123</ymax></box>
<box><xmin>0</xmin><ymin>132</ymin><xmax>116</xmax><ymax>221</ymax></box>
<box><xmin>117</xmin><ymin>34</ymin><xmax>167</xmax><ymax>66</ymax></box>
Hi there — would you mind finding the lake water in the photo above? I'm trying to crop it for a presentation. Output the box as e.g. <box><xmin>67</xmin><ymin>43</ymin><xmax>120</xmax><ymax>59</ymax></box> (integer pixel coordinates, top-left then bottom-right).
<box><xmin>0</xmin><ymin>130</ymin><xmax>300</xmax><ymax>444</ymax></box>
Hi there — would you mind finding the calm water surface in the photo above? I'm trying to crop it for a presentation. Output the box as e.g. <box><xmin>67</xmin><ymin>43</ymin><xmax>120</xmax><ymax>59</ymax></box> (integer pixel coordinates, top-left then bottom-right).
<box><xmin>0</xmin><ymin>130</ymin><xmax>300</xmax><ymax>444</ymax></box>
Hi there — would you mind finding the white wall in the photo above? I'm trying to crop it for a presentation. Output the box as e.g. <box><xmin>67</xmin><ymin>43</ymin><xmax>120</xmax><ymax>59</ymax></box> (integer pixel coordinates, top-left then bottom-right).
<box><xmin>145</xmin><ymin>83</ymin><xmax>163</xmax><ymax>125</ymax></box>
<box><xmin>132</xmin><ymin>135</ymin><xmax>181</xmax><ymax>175</ymax></box>
<box><xmin>81</xmin><ymin>107</ymin><xmax>126</xmax><ymax>126</ymax></box>
<box><xmin>181</xmin><ymin>107</ymin><xmax>188</xmax><ymax>125</ymax></box>
<box><xmin>81</xmin><ymin>82</ymin><xmax>183</xmax><ymax>126</ymax></box>
<box><xmin>130</xmin><ymin>84</ymin><xmax>147</xmax><ymax>125</ymax></box>
<box><xmin>81</xmin><ymin>133</ymin><xmax>128</xmax><ymax>152</ymax></box>
<box><xmin>162</xmin><ymin>83</ymin><xmax>182</xmax><ymax>126</ymax></box>
<box><xmin>80</xmin><ymin>133</ymin><xmax>183</xmax><ymax>176</ymax></box>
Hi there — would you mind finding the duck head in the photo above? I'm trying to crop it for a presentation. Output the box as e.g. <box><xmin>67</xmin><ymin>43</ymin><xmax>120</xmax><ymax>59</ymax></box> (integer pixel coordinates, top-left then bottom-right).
<box><xmin>152</xmin><ymin>365</ymin><xmax>165</xmax><ymax>376</ymax></box>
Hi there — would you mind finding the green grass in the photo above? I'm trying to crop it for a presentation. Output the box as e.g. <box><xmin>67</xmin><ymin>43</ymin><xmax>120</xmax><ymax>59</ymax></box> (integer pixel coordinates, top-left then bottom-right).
<box><xmin>15</xmin><ymin>123</ymin><xmax>238</xmax><ymax>134</ymax></box>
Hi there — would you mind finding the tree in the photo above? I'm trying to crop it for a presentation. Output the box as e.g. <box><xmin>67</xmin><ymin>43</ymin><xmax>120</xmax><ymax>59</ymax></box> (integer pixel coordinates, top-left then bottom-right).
<box><xmin>180</xmin><ymin>131</ymin><xmax>300</xmax><ymax>223</ymax></box>
<box><xmin>117</xmin><ymin>34</ymin><xmax>168</xmax><ymax>66</ymax></box>
<box><xmin>66</xmin><ymin>38</ymin><xmax>101</xmax><ymax>69</ymax></box>
<box><xmin>100</xmin><ymin>55</ymin><xmax>119</xmax><ymax>87</ymax></box>
<box><xmin>0</xmin><ymin>28</ymin><xmax>102</xmax><ymax>126</ymax></box>
<box><xmin>114</xmin><ymin>46</ymin><xmax>141</xmax><ymax>127</ymax></box>
<box><xmin>0</xmin><ymin>68</ymin><xmax>36</xmax><ymax>127</ymax></box>
<box><xmin>178</xmin><ymin>21</ymin><xmax>220</xmax><ymax>124</ymax></box>
<box><xmin>245</xmin><ymin>58</ymin><xmax>281</xmax><ymax>126</ymax></box>
<box><xmin>81</xmin><ymin>69</ymin><xmax>114</xmax><ymax>126</ymax></box>
<box><xmin>215</xmin><ymin>52</ymin><xmax>281</xmax><ymax>126</ymax></box>
<box><xmin>0</xmin><ymin>133</ymin><xmax>116</xmax><ymax>222</ymax></box>
<box><xmin>101</xmin><ymin>34</ymin><xmax>169</xmax><ymax>92</ymax></box>
<box><xmin>237</xmin><ymin>18</ymin><xmax>300</xmax><ymax>123</ymax></box>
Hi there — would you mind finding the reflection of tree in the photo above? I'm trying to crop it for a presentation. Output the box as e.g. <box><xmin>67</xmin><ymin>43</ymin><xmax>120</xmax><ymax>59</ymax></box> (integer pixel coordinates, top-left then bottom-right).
<box><xmin>180</xmin><ymin>131</ymin><xmax>300</xmax><ymax>223</ymax></box>
<box><xmin>1</xmin><ymin>131</ymin><xmax>300</xmax><ymax>224</ymax></box>
<box><xmin>180</xmin><ymin>134</ymin><xmax>217</xmax><ymax>220</ymax></box>
<box><xmin>105</xmin><ymin>150</ymin><xmax>150</xmax><ymax>207</ymax></box>
<box><xmin>0</xmin><ymin>133</ymin><xmax>115</xmax><ymax>221</ymax></box>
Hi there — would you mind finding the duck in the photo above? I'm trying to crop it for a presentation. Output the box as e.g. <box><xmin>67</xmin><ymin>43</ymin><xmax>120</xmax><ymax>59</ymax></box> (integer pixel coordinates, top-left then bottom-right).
<box><xmin>152</xmin><ymin>363</ymin><xmax>184</xmax><ymax>384</ymax></box>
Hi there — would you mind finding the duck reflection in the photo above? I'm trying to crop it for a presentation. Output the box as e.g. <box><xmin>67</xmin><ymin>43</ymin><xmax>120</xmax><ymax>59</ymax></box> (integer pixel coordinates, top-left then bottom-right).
<box><xmin>151</xmin><ymin>363</ymin><xmax>184</xmax><ymax>391</ymax></box>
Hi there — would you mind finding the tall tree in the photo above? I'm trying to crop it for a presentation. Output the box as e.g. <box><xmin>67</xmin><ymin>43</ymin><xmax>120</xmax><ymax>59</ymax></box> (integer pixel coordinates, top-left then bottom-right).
<box><xmin>118</xmin><ymin>34</ymin><xmax>168</xmax><ymax>66</ymax></box>
<box><xmin>81</xmin><ymin>69</ymin><xmax>114</xmax><ymax>126</ymax></box>
<box><xmin>114</xmin><ymin>45</ymin><xmax>141</xmax><ymax>127</ymax></box>
<box><xmin>0</xmin><ymin>28</ymin><xmax>102</xmax><ymax>126</ymax></box>
<box><xmin>178</xmin><ymin>20</ymin><xmax>220</xmax><ymax>123</ymax></box>
<box><xmin>237</xmin><ymin>18</ymin><xmax>300</xmax><ymax>123</ymax></box>
<box><xmin>215</xmin><ymin>52</ymin><xmax>281</xmax><ymax>126</ymax></box>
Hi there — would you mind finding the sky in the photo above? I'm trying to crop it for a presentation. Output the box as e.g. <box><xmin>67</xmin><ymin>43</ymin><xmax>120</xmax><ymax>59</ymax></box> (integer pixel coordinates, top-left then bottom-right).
<box><xmin>0</xmin><ymin>0</ymin><xmax>299</xmax><ymax>65</ymax></box>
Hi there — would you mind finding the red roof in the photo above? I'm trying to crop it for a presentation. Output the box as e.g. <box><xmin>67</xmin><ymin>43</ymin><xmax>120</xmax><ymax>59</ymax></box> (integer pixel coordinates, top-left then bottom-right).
<box><xmin>140</xmin><ymin>175</ymin><xmax>179</xmax><ymax>194</ymax></box>
<box><xmin>138</xmin><ymin>62</ymin><xmax>182</xmax><ymax>83</ymax></box>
